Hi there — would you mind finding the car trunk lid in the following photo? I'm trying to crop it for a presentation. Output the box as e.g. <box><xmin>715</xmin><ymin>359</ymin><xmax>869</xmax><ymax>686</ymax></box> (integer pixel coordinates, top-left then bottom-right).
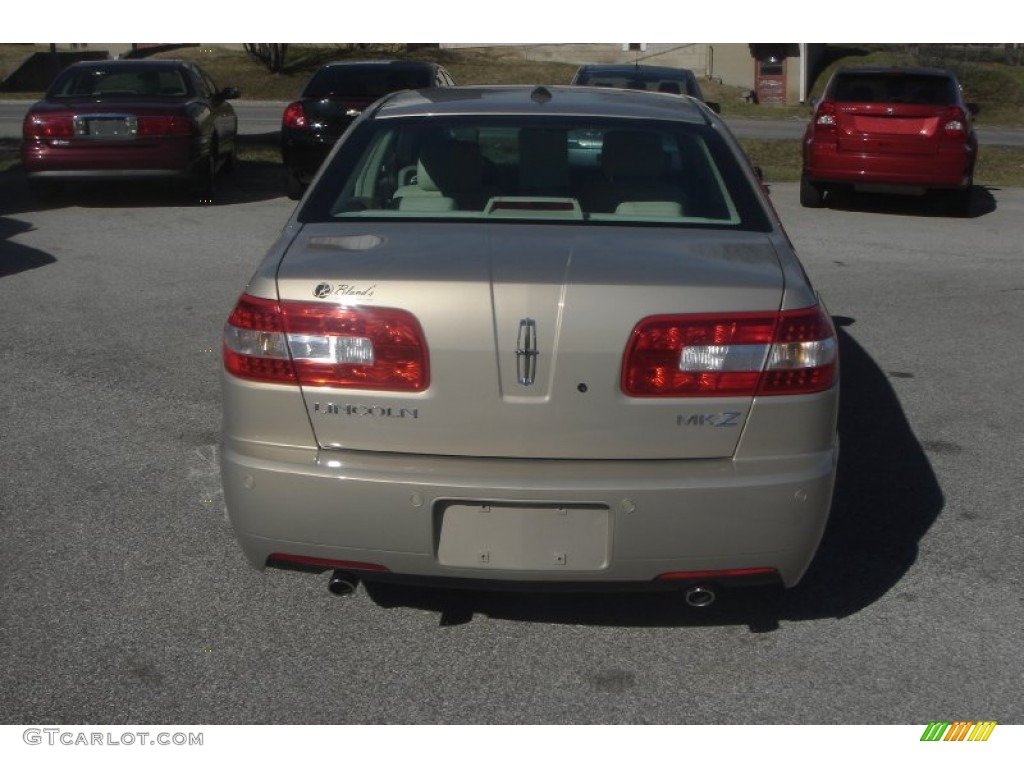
<box><xmin>834</xmin><ymin>103</ymin><xmax>949</xmax><ymax>155</ymax></box>
<box><xmin>297</xmin><ymin>96</ymin><xmax>376</xmax><ymax>138</ymax></box>
<box><xmin>275</xmin><ymin>222</ymin><xmax>786</xmax><ymax>460</ymax></box>
<box><xmin>24</xmin><ymin>99</ymin><xmax>194</xmax><ymax>146</ymax></box>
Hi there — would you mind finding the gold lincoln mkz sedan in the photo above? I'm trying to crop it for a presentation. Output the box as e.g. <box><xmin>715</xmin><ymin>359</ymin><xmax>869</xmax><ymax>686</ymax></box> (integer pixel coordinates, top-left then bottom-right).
<box><xmin>221</xmin><ymin>85</ymin><xmax>839</xmax><ymax>608</ymax></box>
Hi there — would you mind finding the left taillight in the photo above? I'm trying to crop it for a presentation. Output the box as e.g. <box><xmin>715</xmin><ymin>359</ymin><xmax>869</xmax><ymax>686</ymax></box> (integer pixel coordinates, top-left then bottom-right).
<box><xmin>23</xmin><ymin>112</ymin><xmax>73</xmax><ymax>141</ymax></box>
<box><xmin>224</xmin><ymin>294</ymin><xmax>429</xmax><ymax>392</ymax></box>
<box><xmin>622</xmin><ymin>305</ymin><xmax>837</xmax><ymax>398</ymax></box>
<box><xmin>811</xmin><ymin>100</ymin><xmax>838</xmax><ymax>138</ymax></box>
<box><xmin>282</xmin><ymin>102</ymin><xmax>307</xmax><ymax>130</ymax></box>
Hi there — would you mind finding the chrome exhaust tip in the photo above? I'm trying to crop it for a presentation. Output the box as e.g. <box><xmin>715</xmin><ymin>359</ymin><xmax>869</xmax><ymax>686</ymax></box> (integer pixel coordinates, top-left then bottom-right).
<box><xmin>684</xmin><ymin>585</ymin><xmax>716</xmax><ymax>608</ymax></box>
<box><xmin>327</xmin><ymin>571</ymin><xmax>359</xmax><ymax>597</ymax></box>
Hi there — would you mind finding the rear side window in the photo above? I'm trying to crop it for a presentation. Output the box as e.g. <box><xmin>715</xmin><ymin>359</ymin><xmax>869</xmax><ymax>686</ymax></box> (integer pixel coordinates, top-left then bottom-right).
<box><xmin>300</xmin><ymin>116</ymin><xmax>772</xmax><ymax>232</ymax></box>
<box><xmin>303</xmin><ymin>67</ymin><xmax>434</xmax><ymax>99</ymax></box>
<box><xmin>830</xmin><ymin>73</ymin><xmax>957</xmax><ymax>105</ymax></box>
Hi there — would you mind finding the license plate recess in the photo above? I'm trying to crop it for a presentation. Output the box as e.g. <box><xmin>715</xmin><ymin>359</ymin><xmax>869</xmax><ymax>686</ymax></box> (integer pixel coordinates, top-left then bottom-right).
<box><xmin>436</xmin><ymin>503</ymin><xmax>610</xmax><ymax>571</ymax></box>
<box><xmin>75</xmin><ymin>115</ymin><xmax>138</xmax><ymax>139</ymax></box>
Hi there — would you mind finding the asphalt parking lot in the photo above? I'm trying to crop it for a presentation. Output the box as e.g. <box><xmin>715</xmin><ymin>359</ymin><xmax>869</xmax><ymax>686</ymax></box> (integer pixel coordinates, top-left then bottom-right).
<box><xmin>0</xmin><ymin>163</ymin><xmax>1021</xmax><ymax>725</ymax></box>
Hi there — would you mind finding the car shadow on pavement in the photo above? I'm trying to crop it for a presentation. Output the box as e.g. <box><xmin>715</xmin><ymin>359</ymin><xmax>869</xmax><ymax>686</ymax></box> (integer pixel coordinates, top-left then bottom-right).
<box><xmin>0</xmin><ymin>215</ymin><xmax>56</xmax><ymax>278</ymax></box>
<box><xmin>0</xmin><ymin>159</ymin><xmax>288</xmax><ymax>215</ymax></box>
<box><xmin>361</xmin><ymin>321</ymin><xmax>945</xmax><ymax>632</ymax></box>
<box><xmin>823</xmin><ymin>185</ymin><xmax>996</xmax><ymax>218</ymax></box>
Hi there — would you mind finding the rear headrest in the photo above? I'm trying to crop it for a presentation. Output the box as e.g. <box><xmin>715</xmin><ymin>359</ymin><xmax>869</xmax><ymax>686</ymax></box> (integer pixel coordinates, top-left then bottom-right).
<box><xmin>519</xmin><ymin>128</ymin><xmax>570</xmax><ymax>190</ymax></box>
<box><xmin>601</xmin><ymin>131</ymin><xmax>666</xmax><ymax>178</ymax></box>
<box><xmin>417</xmin><ymin>140</ymin><xmax>482</xmax><ymax>193</ymax></box>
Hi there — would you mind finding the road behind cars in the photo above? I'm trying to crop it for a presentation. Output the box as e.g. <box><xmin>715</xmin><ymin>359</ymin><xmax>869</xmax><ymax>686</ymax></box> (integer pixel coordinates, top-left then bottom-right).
<box><xmin>5</xmin><ymin>101</ymin><xmax>1024</xmax><ymax>146</ymax></box>
<box><xmin>0</xmin><ymin>168</ymin><xmax>1022</xmax><ymax>724</ymax></box>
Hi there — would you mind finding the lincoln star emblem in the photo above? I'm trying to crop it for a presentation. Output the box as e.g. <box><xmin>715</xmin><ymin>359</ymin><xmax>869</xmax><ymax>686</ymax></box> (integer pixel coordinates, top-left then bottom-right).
<box><xmin>515</xmin><ymin>318</ymin><xmax>539</xmax><ymax>386</ymax></box>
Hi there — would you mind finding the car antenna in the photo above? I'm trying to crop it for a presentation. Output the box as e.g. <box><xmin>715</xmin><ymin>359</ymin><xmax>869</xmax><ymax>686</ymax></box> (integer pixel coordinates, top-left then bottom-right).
<box><xmin>531</xmin><ymin>86</ymin><xmax>552</xmax><ymax>104</ymax></box>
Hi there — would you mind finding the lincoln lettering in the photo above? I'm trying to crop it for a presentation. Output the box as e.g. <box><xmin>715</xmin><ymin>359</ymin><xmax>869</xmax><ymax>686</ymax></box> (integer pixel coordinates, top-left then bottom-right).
<box><xmin>314</xmin><ymin>403</ymin><xmax>419</xmax><ymax>419</ymax></box>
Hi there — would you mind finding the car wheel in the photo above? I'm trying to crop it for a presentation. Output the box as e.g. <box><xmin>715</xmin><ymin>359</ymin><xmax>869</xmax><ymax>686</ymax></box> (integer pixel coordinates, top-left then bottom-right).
<box><xmin>221</xmin><ymin>142</ymin><xmax>238</xmax><ymax>174</ymax></box>
<box><xmin>286</xmin><ymin>170</ymin><xmax>306</xmax><ymax>201</ymax></box>
<box><xmin>191</xmin><ymin>144</ymin><xmax>217</xmax><ymax>200</ymax></box>
<box><xmin>799</xmin><ymin>175</ymin><xmax>825</xmax><ymax>208</ymax></box>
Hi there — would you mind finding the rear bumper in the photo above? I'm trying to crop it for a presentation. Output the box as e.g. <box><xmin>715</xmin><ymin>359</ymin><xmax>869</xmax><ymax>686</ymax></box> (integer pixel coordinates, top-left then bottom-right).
<box><xmin>281</xmin><ymin>130</ymin><xmax>339</xmax><ymax>182</ymax></box>
<box><xmin>804</xmin><ymin>139</ymin><xmax>976</xmax><ymax>190</ymax></box>
<box><xmin>21</xmin><ymin>136</ymin><xmax>200</xmax><ymax>180</ymax></box>
<box><xmin>222</xmin><ymin>437</ymin><xmax>838</xmax><ymax>589</ymax></box>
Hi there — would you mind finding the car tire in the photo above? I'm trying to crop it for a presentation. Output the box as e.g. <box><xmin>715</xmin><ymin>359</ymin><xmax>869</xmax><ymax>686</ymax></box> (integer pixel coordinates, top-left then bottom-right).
<box><xmin>222</xmin><ymin>142</ymin><xmax>238</xmax><ymax>174</ymax></box>
<box><xmin>190</xmin><ymin>143</ymin><xmax>217</xmax><ymax>200</ymax></box>
<box><xmin>799</xmin><ymin>175</ymin><xmax>825</xmax><ymax>208</ymax></box>
<box><xmin>286</xmin><ymin>170</ymin><xmax>306</xmax><ymax>201</ymax></box>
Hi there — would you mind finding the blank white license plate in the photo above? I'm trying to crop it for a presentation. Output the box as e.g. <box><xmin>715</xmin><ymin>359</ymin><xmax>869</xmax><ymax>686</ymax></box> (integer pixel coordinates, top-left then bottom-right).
<box><xmin>437</xmin><ymin>503</ymin><xmax>610</xmax><ymax>571</ymax></box>
<box><xmin>76</xmin><ymin>117</ymin><xmax>137</xmax><ymax>139</ymax></box>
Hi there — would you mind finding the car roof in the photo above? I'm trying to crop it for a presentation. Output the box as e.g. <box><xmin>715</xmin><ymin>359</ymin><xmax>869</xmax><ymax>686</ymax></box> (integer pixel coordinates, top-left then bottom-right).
<box><xmin>577</xmin><ymin>64</ymin><xmax>697</xmax><ymax>78</ymax></box>
<box><xmin>318</xmin><ymin>59</ymin><xmax>440</xmax><ymax>70</ymax></box>
<box><xmin>372</xmin><ymin>85</ymin><xmax>711</xmax><ymax>123</ymax></box>
<box><xmin>833</xmin><ymin>65</ymin><xmax>956</xmax><ymax>78</ymax></box>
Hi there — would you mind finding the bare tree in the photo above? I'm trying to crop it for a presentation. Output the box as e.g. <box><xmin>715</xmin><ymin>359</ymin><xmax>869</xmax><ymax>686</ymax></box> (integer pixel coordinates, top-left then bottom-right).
<box><xmin>243</xmin><ymin>44</ymin><xmax>289</xmax><ymax>73</ymax></box>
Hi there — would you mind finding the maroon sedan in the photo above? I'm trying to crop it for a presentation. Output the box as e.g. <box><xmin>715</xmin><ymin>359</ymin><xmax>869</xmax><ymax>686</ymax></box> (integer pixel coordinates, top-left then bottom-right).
<box><xmin>801</xmin><ymin>66</ymin><xmax>978</xmax><ymax>215</ymax></box>
<box><xmin>22</xmin><ymin>59</ymin><xmax>240</xmax><ymax>199</ymax></box>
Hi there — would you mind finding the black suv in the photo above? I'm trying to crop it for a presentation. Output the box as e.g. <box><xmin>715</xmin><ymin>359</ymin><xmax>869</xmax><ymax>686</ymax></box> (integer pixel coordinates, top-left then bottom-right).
<box><xmin>281</xmin><ymin>60</ymin><xmax>456</xmax><ymax>199</ymax></box>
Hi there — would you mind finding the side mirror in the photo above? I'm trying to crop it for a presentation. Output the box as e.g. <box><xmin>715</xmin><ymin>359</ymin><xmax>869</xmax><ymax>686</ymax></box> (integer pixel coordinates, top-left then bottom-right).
<box><xmin>220</xmin><ymin>86</ymin><xmax>242</xmax><ymax>101</ymax></box>
<box><xmin>705</xmin><ymin>101</ymin><xmax>721</xmax><ymax>114</ymax></box>
<box><xmin>966</xmin><ymin>102</ymin><xmax>980</xmax><ymax>116</ymax></box>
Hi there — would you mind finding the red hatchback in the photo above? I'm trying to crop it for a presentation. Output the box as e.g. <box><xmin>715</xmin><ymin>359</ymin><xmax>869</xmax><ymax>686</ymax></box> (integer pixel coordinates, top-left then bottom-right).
<box><xmin>22</xmin><ymin>59</ymin><xmax>240</xmax><ymax>199</ymax></box>
<box><xmin>801</xmin><ymin>66</ymin><xmax>978</xmax><ymax>214</ymax></box>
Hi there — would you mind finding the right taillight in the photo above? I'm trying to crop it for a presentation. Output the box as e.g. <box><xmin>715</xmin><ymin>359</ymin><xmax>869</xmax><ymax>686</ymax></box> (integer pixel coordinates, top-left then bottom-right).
<box><xmin>136</xmin><ymin>115</ymin><xmax>195</xmax><ymax>136</ymax></box>
<box><xmin>757</xmin><ymin>306</ymin><xmax>837</xmax><ymax>395</ymax></box>
<box><xmin>282</xmin><ymin>102</ymin><xmax>308</xmax><ymax>130</ymax></box>
<box><xmin>622</xmin><ymin>305</ymin><xmax>837</xmax><ymax>398</ymax></box>
<box><xmin>224</xmin><ymin>294</ymin><xmax>429</xmax><ymax>391</ymax></box>
<box><xmin>942</xmin><ymin>106</ymin><xmax>968</xmax><ymax>139</ymax></box>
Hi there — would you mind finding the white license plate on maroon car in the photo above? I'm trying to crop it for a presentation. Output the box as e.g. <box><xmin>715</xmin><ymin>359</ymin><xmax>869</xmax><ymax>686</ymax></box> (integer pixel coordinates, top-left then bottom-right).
<box><xmin>74</xmin><ymin>115</ymin><xmax>137</xmax><ymax>139</ymax></box>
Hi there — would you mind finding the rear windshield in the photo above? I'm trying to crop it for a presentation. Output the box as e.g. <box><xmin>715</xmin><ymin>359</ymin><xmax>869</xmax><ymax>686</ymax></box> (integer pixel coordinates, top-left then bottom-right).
<box><xmin>830</xmin><ymin>73</ymin><xmax>957</xmax><ymax>105</ymax></box>
<box><xmin>299</xmin><ymin>115</ymin><xmax>772</xmax><ymax>232</ymax></box>
<box><xmin>303</xmin><ymin>67</ymin><xmax>434</xmax><ymax>99</ymax></box>
<box><xmin>48</xmin><ymin>67</ymin><xmax>190</xmax><ymax>98</ymax></box>
<box><xmin>575</xmin><ymin>71</ymin><xmax>703</xmax><ymax>99</ymax></box>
